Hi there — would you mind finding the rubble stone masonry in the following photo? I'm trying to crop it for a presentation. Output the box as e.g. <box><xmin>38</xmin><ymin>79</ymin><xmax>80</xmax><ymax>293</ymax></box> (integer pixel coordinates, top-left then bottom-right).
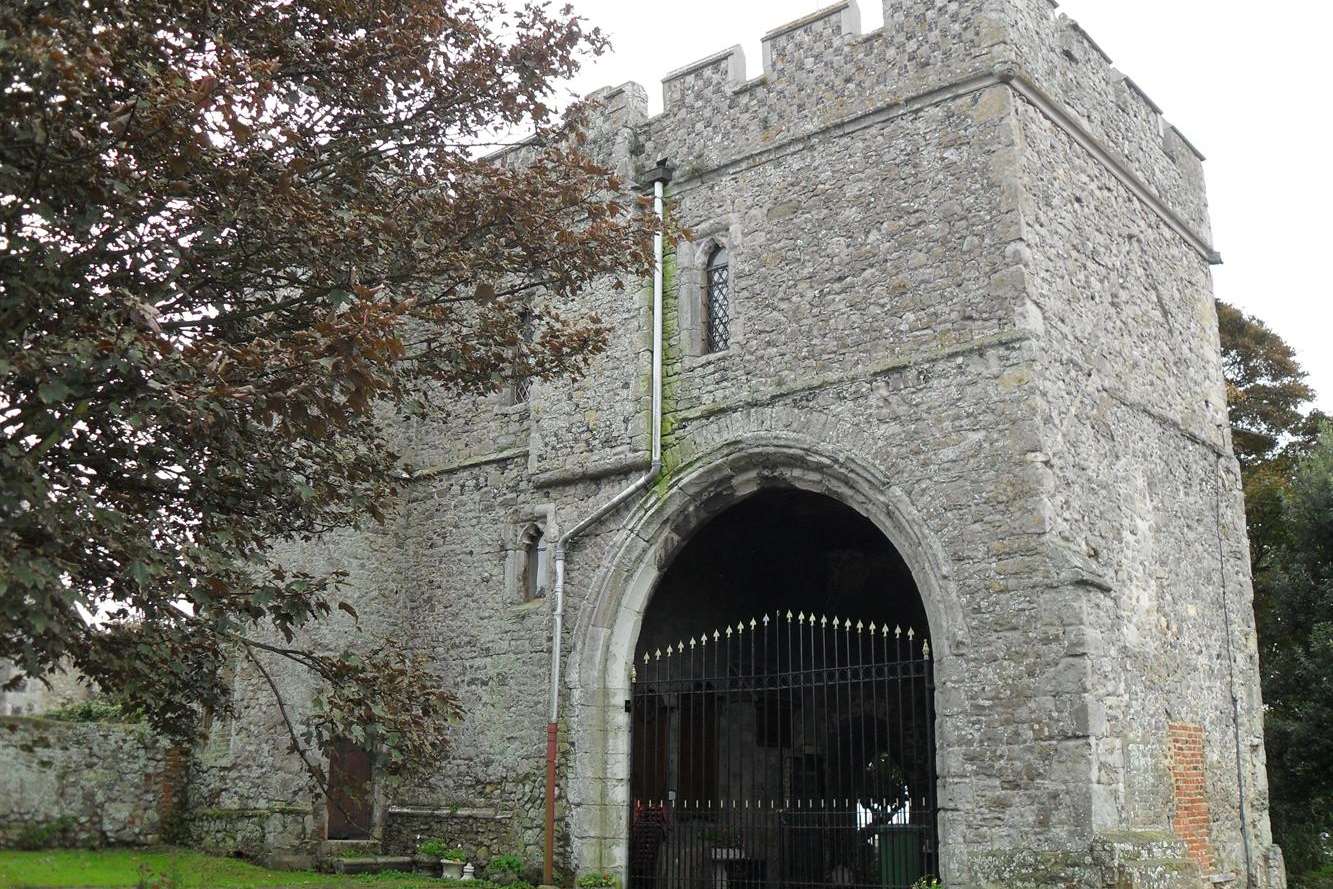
<box><xmin>191</xmin><ymin>2</ymin><xmax>1285</xmax><ymax>887</ymax></box>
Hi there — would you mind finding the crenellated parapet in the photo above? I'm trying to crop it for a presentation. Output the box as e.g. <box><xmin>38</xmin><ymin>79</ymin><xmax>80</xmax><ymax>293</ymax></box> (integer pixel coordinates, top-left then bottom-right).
<box><xmin>999</xmin><ymin>0</ymin><xmax>1214</xmax><ymax>244</ymax></box>
<box><xmin>645</xmin><ymin>2</ymin><xmax>887</xmax><ymax>179</ymax></box>
<box><xmin>579</xmin><ymin>0</ymin><xmax>1214</xmax><ymax>259</ymax></box>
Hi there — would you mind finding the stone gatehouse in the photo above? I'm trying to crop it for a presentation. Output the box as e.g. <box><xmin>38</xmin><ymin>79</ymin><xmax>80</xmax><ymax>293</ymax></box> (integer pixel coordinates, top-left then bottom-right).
<box><xmin>190</xmin><ymin>2</ymin><xmax>1286</xmax><ymax>887</ymax></box>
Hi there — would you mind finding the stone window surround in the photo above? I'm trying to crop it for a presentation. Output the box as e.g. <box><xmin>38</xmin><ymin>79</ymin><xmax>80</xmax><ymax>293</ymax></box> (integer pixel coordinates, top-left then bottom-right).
<box><xmin>677</xmin><ymin>224</ymin><xmax>742</xmax><ymax>359</ymax></box>
<box><xmin>506</xmin><ymin>503</ymin><xmax>555</xmax><ymax>604</ymax></box>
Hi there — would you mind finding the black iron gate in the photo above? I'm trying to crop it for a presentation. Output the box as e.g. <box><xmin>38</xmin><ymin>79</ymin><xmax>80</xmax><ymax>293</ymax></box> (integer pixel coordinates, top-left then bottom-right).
<box><xmin>630</xmin><ymin>613</ymin><xmax>937</xmax><ymax>889</ymax></box>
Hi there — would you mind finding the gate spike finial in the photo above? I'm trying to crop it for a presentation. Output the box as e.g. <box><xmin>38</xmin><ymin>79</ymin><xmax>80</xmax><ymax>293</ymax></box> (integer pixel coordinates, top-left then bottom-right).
<box><xmin>677</xmin><ymin>641</ymin><xmax>684</xmax><ymax>653</ymax></box>
<box><xmin>831</xmin><ymin>615</ymin><xmax>839</xmax><ymax>629</ymax></box>
<box><xmin>895</xmin><ymin>625</ymin><xmax>902</xmax><ymax>637</ymax></box>
<box><xmin>725</xmin><ymin>626</ymin><xmax>732</xmax><ymax>638</ymax></box>
<box><xmin>655</xmin><ymin>648</ymin><xmax>662</xmax><ymax>660</ymax></box>
<box><xmin>923</xmin><ymin>638</ymin><xmax>932</xmax><ymax>659</ymax></box>
<box><xmin>907</xmin><ymin>627</ymin><xmax>915</xmax><ymax>640</ymax></box>
<box><xmin>786</xmin><ymin>610</ymin><xmax>793</xmax><ymax>621</ymax></box>
<box><xmin>643</xmin><ymin>652</ymin><xmax>650</xmax><ymax>664</ymax></box>
<box><xmin>749</xmin><ymin>618</ymin><xmax>757</xmax><ymax>630</ymax></box>
<box><xmin>713</xmin><ymin>630</ymin><xmax>720</xmax><ymax>641</ymax></box>
<box><xmin>798</xmin><ymin>611</ymin><xmax>806</xmax><ymax>624</ymax></box>
<box><xmin>869</xmin><ymin>621</ymin><xmax>877</xmax><ymax>633</ymax></box>
<box><xmin>856</xmin><ymin>620</ymin><xmax>864</xmax><ymax>633</ymax></box>
<box><xmin>689</xmin><ymin>637</ymin><xmax>696</xmax><ymax>649</ymax></box>
<box><xmin>883</xmin><ymin>624</ymin><xmax>890</xmax><ymax>637</ymax></box>
<box><xmin>844</xmin><ymin>618</ymin><xmax>852</xmax><ymax>631</ymax></box>
<box><xmin>820</xmin><ymin>615</ymin><xmax>828</xmax><ymax>627</ymax></box>
<box><xmin>762</xmin><ymin>614</ymin><xmax>770</xmax><ymax>626</ymax></box>
<box><xmin>736</xmin><ymin>621</ymin><xmax>745</xmax><ymax>634</ymax></box>
<box><xmin>665</xmin><ymin>645</ymin><xmax>672</xmax><ymax>658</ymax></box>
<box><xmin>700</xmin><ymin>634</ymin><xmax>707</xmax><ymax>647</ymax></box>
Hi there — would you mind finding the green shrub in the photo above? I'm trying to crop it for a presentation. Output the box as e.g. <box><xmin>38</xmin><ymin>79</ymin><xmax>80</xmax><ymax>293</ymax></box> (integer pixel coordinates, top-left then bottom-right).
<box><xmin>577</xmin><ymin>873</ymin><xmax>620</xmax><ymax>889</ymax></box>
<box><xmin>45</xmin><ymin>697</ymin><xmax>142</xmax><ymax>723</ymax></box>
<box><xmin>1293</xmin><ymin>863</ymin><xmax>1333</xmax><ymax>889</ymax></box>
<box><xmin>418</xmin><ymin>838</ymin><xmax>447</xmax><ymax>858</ymax></box>
<box><xmin>489</xmin><ymin>854</ymin><xmax>523</xmax><ymax>871</ymax></box>
<box><xmin>416</xmin><ymin>838</ymin><xmax>465</xmax><ymax>861</ymax></box>
<box><xmin>13</xmin><ymin>815</ymin><xmax>77</xmax><ymax>850</ymax></box>
<box><xmin>486</xmin><ymin>854</ymin><xmax>525</xmax><ymax>884</ymax></box>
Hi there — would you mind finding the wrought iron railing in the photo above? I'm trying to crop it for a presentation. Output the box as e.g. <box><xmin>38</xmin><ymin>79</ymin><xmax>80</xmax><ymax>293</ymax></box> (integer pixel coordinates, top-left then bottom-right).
<box><xmin>630</xmin><ymin>613</ymin><xmax>937</xmax><ymax>889</ymax></box>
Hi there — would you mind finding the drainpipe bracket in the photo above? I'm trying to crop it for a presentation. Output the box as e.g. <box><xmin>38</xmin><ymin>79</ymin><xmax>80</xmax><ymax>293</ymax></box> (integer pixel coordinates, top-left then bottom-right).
<box><xmin>638</xmin><ymin>158</ymin><xmax>675</xmax><ymax>189</ymax></box>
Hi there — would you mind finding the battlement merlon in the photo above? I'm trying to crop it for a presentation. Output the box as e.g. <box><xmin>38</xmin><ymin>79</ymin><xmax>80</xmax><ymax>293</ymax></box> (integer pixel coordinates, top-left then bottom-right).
<box><xmin>575</xmin><ymin>0</ymin><xmax>1216</xmax><ymax>262</ymax></box>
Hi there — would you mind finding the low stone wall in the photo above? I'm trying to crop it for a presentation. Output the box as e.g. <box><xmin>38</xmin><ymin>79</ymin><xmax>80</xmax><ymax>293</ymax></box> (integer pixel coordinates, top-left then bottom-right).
<box><xmin>383</xmin><ymin>807</ymin><xmax>533</xmax><ymax>877</ymax></box>
<box><xmin>188</xmin><ymin>804</ymin><xmax>316</xmax><ymax>862</ymax></box>
<box><xmin>0</xmin><ymin>716</ymin><xmax>184</xmax><ymax>847</ymax></box>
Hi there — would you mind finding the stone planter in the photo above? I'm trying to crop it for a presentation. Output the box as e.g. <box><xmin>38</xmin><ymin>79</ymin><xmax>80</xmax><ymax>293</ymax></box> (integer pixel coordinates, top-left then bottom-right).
<box><xmin>440</xmin><ymin>859</ymin><xmax>465</xmax><ymax>880</ymax></box>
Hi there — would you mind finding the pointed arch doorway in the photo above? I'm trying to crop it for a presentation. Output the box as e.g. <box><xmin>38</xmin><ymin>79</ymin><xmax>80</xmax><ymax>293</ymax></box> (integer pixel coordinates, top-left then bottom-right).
<box><xmin>628</xmin><ymin>489</ymin><xmax>938</xmax><ymax>889</ymax></box>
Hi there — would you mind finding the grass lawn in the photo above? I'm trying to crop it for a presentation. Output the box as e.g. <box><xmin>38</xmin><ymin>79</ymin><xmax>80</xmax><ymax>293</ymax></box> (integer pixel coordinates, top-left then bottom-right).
<box><xmin>0</xmin><ymin>848</ymin><xmax>447</xmax><ymax>889</ymax></box>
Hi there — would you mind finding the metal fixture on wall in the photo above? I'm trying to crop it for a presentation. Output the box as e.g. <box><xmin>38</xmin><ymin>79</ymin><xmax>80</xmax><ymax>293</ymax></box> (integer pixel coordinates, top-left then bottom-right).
<box><xmin>544</xmin><ymin>158</ymin><xmax>674</xmax><ymax>885</ymax></box>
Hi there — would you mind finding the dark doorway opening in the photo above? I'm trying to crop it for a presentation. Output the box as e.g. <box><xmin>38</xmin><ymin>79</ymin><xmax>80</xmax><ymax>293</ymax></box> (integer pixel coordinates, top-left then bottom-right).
<box><xmin>326</xmin><ymin>738</ymin><xmax>373</xmax><ymax>840</ymax></box>
<box><xmin>636</xmin><ymin>489</ymin><xmax>926</xmax><ymax>654</ymax></box>
<box><xmin>629</xmin><ymin>490</ymin><xmax>937</xmax><ymax>889</ymax></box>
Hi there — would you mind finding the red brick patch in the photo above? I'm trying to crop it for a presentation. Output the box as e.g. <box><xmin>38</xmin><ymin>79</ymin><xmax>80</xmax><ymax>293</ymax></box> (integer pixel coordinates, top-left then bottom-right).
<box><xmin>1168</xmin><ymin>722</ymin><xmax>1214</xmax><ymax>873</ymax></box>
<box><xmin>158</xmin><ymin>744</ymin><xmax>189</xmax><ymax>825</ymax></box>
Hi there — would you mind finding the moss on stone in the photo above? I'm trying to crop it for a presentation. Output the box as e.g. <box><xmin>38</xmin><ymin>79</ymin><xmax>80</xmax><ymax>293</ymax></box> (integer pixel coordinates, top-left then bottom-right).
<box><xmin>651</xmin><ymin>204</ymin><xmax>683</xmax><ymax>500</ymax></box>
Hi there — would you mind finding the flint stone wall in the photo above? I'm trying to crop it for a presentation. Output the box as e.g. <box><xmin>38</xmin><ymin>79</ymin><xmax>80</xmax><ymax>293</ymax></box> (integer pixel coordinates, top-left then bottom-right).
<box><xmin>0</xmin><ymin>717</ymin><xmax>182</xmax><ymax>847</ymax></box>
<box><xmin>193</xmin><ymin>2</ymin><xmax>1283</xmax><ymax>887</ymax></box>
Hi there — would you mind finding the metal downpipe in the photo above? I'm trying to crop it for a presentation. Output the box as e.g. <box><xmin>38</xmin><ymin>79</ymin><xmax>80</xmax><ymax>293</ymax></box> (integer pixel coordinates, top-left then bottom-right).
<box><xmin>544</xmin><ymin>160</ymin><xmax>671</xmax><ymax>885</ymax></box>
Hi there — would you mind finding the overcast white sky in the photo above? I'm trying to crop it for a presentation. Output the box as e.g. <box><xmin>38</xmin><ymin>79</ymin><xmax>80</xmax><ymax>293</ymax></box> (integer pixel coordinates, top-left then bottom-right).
<box><xmin>550</xmin><ymin>1</ymin><xmax>1331</xmax><ymax>412</ymax></box>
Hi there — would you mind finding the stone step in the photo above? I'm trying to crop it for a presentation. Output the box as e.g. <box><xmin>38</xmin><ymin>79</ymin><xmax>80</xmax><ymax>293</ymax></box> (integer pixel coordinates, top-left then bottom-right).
<box><xmin>1092</xmin><ymin>831</ymin><xmax>1193</xmax><ymax>864</ymax></box>
<box><xmin>1087</xmin><ymin>833</ymin><xmax>1205</xmax><ymax>889</ymax></box>
<box><xmin>321</xmin><ymin>838</ymin><xmax>382</xmax><ymax>855</ymax></box>
<box><xmin>331</xmin><ymin>855</ymin><xmax>421</xmax><ymax>875</ymax></box>
<box><xmin>1112</xmin><ymin>857</ymin><xmax>1205</xmax><ymax>889</ymax></box>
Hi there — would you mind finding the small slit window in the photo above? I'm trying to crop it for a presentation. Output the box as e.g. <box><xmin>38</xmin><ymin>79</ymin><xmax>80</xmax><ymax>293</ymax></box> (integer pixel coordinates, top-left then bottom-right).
<box><xmin>705</xmin><ymin>246</ymin><xmax>730</xmax><ymax>353</ymax></box>
<box><xmin>511</xmin><ymin>309</ymin><xmax>535</xmax><ymax>404</ymax></box>
<box><xmin>522</xmin><ymin>526</ymin><xmax>548</xmax><ymax>601</ymax></box>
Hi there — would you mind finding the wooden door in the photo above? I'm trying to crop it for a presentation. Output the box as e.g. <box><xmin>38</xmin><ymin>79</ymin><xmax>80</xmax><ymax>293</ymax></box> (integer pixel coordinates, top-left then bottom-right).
<box><xmin>326</xmin><ymin>738</ymin><xmax>372</xmax><ymax>839</ymax></box>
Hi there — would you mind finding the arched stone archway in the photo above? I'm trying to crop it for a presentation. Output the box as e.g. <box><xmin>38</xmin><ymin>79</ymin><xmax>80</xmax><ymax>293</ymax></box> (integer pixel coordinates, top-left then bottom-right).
<box><xmin>564</xmin><ymin>435</ymin><xmax>970</xmax><ymax>882</ymax></box>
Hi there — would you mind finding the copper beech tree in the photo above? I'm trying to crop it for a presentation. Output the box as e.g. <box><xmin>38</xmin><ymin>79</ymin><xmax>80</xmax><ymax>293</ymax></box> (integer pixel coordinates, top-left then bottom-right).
<box><xmin>0</xmin><ymin>0</ymin><xmax>659</xmax><ymax>784</ymax></box>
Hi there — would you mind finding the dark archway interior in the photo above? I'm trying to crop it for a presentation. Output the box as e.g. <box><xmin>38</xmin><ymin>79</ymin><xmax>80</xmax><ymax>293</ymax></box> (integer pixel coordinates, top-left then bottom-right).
<box><xmin>636</xmin><ymin>489</ymin><xmax>928</xmax><ymax>657</ymax></box>
<box><xmin>628</xmin><ymin>489</ymin><xmax>939</xmax><ymax>889</ymax></box>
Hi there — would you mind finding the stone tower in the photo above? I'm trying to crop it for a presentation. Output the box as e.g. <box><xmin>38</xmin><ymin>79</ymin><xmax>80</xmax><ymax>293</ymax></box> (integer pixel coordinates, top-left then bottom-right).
<box><xmin>189</xmin><ymin>2</ymin><xmax>1286</xmax><ymax>888</ymax></box>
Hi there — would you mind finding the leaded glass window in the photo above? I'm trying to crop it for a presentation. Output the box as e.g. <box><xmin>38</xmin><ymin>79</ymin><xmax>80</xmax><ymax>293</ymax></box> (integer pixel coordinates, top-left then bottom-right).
<box><xmin>512</xmin><ymin>373</ymin><xmax>532</xmax><ymax>404</ymax></box>
<box><xmin>705</xmin><ymin>246</ymin><xmax>730</xmax><ymax>353</ymax></box>
<box><xmin>511</xmin><ymin>308</ymin><xmax>535</xmax><ymax>403</ymax></box>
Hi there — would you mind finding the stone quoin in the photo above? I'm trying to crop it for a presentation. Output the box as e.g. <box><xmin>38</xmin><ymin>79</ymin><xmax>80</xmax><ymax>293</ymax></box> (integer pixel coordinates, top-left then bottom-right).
<box><xmin>189</xmin><ymin>2</ymin><xmax>1286</xmax><ymax>887</ymax></box>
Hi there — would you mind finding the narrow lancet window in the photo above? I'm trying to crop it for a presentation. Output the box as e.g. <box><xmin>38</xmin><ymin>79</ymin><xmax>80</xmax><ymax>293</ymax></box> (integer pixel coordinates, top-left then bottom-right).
<box><xmin>523</xmin><ymin>526</ymin><xmax>548</xmax><ymax>601</ymax></box>
<box><xmin>511</xmin><ymin>308</ymin><xmax>535</xmax><ymax>403</ymax></box>
<box><xmin>705</xmin><ymin>246</ymin><xmax>730</xmax><ymax>353</ymax></box>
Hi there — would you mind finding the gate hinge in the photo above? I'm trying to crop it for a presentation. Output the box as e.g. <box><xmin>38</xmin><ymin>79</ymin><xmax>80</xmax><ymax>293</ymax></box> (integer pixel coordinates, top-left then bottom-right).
<box><xmin>624</xmin><ymin>699</ymin><xmax>632</xmax><ymax>714</ymax></box>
